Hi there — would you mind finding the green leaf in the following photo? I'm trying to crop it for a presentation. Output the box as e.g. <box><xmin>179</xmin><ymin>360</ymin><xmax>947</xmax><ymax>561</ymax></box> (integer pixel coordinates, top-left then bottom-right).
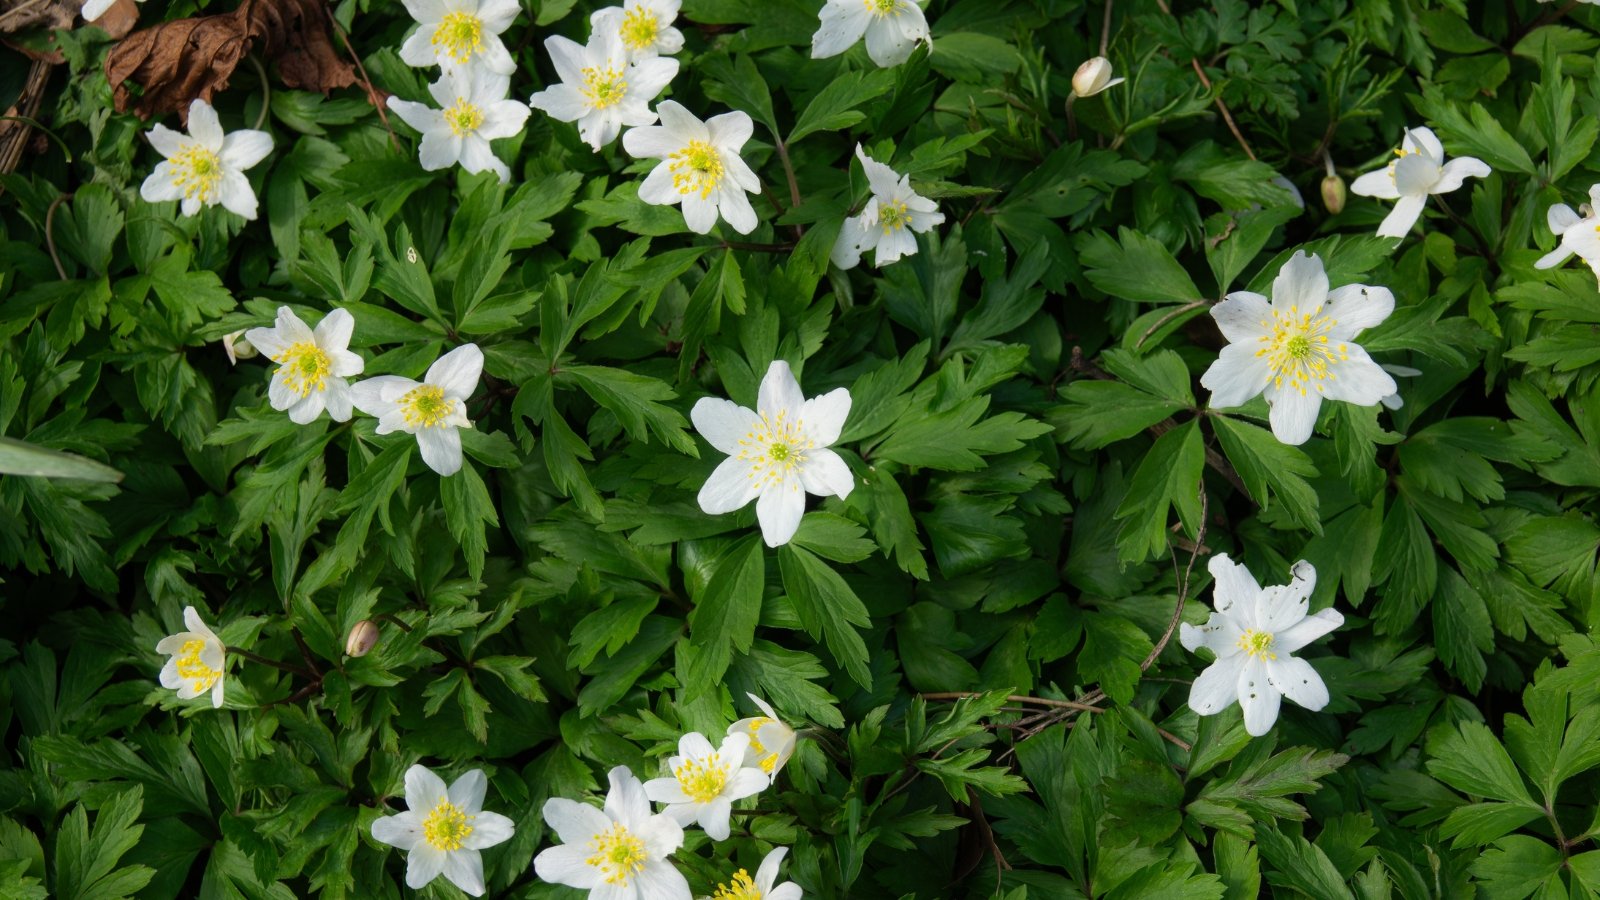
<box><xmin>440</xmin><ymin>462</ymin><xmax>498</xmax><ymax>582</ymax></box>
<box><xmin>0</xmin><ymin>436</ymin><xmax>122</xmax><ymax>482</ymax></box>
<box><xmin>787</xmin><ymin>69</ymin><xmax>896</xmax><ymax>144</ymax></box>
<box><xmin>558</xmin><ymin>365</ymin><xmax>698</xmax><ymax>455</ymax></box>
<box><xmin>1254</xmin><ymin>825</ymin><xmax>1357</xmax><ymax>900</ymax></box>
<box><xmin>778</xmin><ymin>544</ymin><xmax>872</xmax><ymax>688</ymax></box>
<box><xmin>52</xmin><ymin>786</ymin><xmax>155</xmax><ymax>900</ymax></box>
<box><xmin>1114</xmin><ymin>420</ymin><xmax>1205</xmax><ymax>564</ymax></box>
<box><xmin>1426</xmin><ymin>721</ymin><xmax>1538</xmax><ymax>806</ymax></box>
<box><xmin>1212</xmin><ymin>416</ymin><xmax>1321</xmax><ymax>532</ymax></box>
<box><xmin>1079</xmin><ymin>227</ymin><xmax>1205</xmax><ymax>304</ymax></box>
<box><xmin>686</xmin><ymin>536</ymin><xmax>765</xmax><ymax>700</ymax></box>
<box><xmin>1415</xmin><ymin>84</ymin><xmax>1537</xmax><ymax>174</ymax></box>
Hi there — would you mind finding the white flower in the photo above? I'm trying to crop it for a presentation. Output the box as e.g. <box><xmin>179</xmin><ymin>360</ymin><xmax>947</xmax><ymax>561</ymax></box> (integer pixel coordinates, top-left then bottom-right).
<box><xmin>350</xmin><ymin>344</ymin><xmax>482</xmax><ymax>477</ymax></box>
<box><xmin>388</xmin><ymin>68</ymin><xmax>530</xmax><ymax>183</ymax></box>
<box><xmin>155</xmin><ymin>606</ymin><xmax>226</xmax><ymax>708</ymax></box>
<box><xmin>624</xmin><ymin>101</ymin><xmax>761</xmax><ymax>235</ymax></box>
<box><xmin>728</xmin><ymin>693</ymin><xmax>798</xmax><ymax>779</ymax></box>
<box><xmin>222</xmin><ymin>330</ymin><xmax>256</xmax><ymax>365</ymax></box>
<box><xmin>82</xmin><ymin>0</ymin><xmax>135</xmax><ymax>22</ymax></box>
<box><xmin>643</xmin><ymin>732</ymin><xmax>769</xmax><ymax>841</ymax></box>
<box><xmin>244</xmin><ymin>307</ymin><xmax>365</xmax><ymax>425</ymax></box>
<box><xmin>371</xmin><ymin>765</ymin><xmax>515</xmax><ymax>897</ymax></box>
<box><xmin>707</xmin><ymin>847</ymin><xmax>803</xmax><ymax>900</ymax></box>
<box><xmin>1534</xmin><ymin>184</ymin><xmax>1600</xmax><ymax>285</ymax></box>
<box><xmin>1180</xmin><ymin>555</ymin><xmax>1343</xmax><ymax>737</ymax></box>
<box><xmin>1349</xmin><ymin>126</ymin><xmax>1490</xmax><ymax>238</ymax></box>
<box><xmin>690</xmin><ymin>361</ymin><xmax>853</xmax><ymax>547</ymax></box>
<box><xmin>139</xmin><ymin>98</ymin><xmax>273</xmax><ymax>220</ymax></box>
<box><xmin>811</xmin><ymin>0</ymin><xmax>929</xmax><ymax>67</ymax></box>
<box><xmin>399</xmin><ymin>0</ymin><xmax>518</xmax><ymax>75</ymax></box>
<box><xmin>1199</xmin><ymin>250</ymin><xmax>1398</xmax><ymax>445</ymax></box>
<box><xmin>592</xmin><ymin>0</ymin><xmax>684</xmax><ymax>60</ymax></box>
<box><xmin>831</xmin><ymin>144</ymin><xmax>944</xmax><ymax>270</ymax></box>
<box><xmin>529</xmin><ymin>29</ymin><xmax>679</xmax><ymax>151</ymax></box>
<box><xmin>534</xmin><ymin>766</ymin><xmax>691</xmax><ymax>900</ymax></box>
<box><xmin>1071</xmin><ymin>56</ymin><xmax>1123</xmax><ymax>97</ymax></box>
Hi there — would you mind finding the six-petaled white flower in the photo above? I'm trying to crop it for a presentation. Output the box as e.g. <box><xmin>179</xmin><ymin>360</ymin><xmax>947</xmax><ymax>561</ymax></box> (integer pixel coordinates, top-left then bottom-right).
<box><xmin>811</xmin><ymin>0</ymin><xmax>930</xmax><ymax>67</ymax></box>
<box><xmin>350</xmin><ymin>344</ymin><xmax>483</xmax><ymax>477</ymax></box>
<box><xmin>371</xmin><ymin>765</ymin><xmax>515</xmax><ymax>897</ymax></box>
<box><xmin>728</xmin><ymin>693</ymin><xmax>798</xmax><ymax>779</ymax></box>
<box><xmin>388</xmin><ymin>68</ymin><xmax>531</xmax><ymax>183</ymax></box>
<box><xmin>1535</xmin><ymin>184</ymin><xmax>1600</xmax><ymax>286</ymax></box>
<box><xmin>831</xmin><ymin>144</ymin><xmax>944</xmax><ymax>270</ymax></box>
<box><xmin>534</xmin><ymin>766</ymin><xmax>691</xmax><ymax>900</ymax></box>
<box><xmin>155</xmin><ymin>606</ymin><xmax>227</xmax><ymax>709</ymax></box>
<box><xmin>624</xmin><ymin>101</ymin><xmax>761</xmax><ymax>235</ymax></box>
<box><xmin>530</xmin><ymin>28</ymin><xmax>679</xmax><ymax>151</ymax></box>
<box><xmin>139</xmin><ymin>98</ymin><xmax>273</xmax><ymax>220</ymax></box>
<box><xmin>1199</xmin><ymin>250</ymin><xmax>1397</xmax><ymax>445</ymax></box>
<box><xmin>1349</xmin><ymin>126</ymin><xmax>1490</xmax><ymax>239</ymax></box>
<box><xmin>244</xmin><ymin>306</ymin><xmax>365</xmax><ymax>425</ymax></box>
<box><xmin>1181</xmin><ymin>554</ymin><xmax>1343</xmax><ymax>737</ymax></box>
<box><xmin>592</xmin><ymin>0</ymin><xmax>685</xmax><ymax>61</ymax></box>
<box><xmin>691</xmin><ymin>360</ymin><xmax>853</xmax><ymax>547</ymax></box>
<box><xmin>400</xmin><ymin>0</ymin><xmax>519</xmax><ymax>75</ymax></box>
<box><xmin>644</xmin><ymin>732</ymin><xmax>769</xmax><ymax>841</ymax></box>
<box><xmin>707</xmin><ymin>847</ymin><xmax>803</xmax><ymax>900</ymax></box>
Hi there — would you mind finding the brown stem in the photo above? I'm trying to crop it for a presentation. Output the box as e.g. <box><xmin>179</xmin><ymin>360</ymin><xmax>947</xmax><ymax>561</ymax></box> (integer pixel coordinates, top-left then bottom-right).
<box><xmin>920</xmin><ymin>692</ymin><xmax>1105</xmax><ymax>713</ymax></box>
<box><xmin>721</xmin><ymin>240</ymin><xmax>795</xmax><ymax>253</ymax></box>
<box><xmin>773</xmin><ymin>138</ymin><xmax>805</xmax><ymax>241</ymax></box>
<box><xmin>328</xmin><ymin>11</ymin><xmax>402</xmax><ymax>154</ymax></box>
<box><xmin>1140</xmin><ymin>485</ymin><xmax>1208</xmax><ymax>671</ymax></box>
<box><xmin>1099</xmin><ymin>0</ymin><xmax>1114</xmax><ymax>57</ymax></box>
<box><xmin>231</xmin><ymin>646</ymin><xmax>314</xmax><ymax>678</ymax></box>
<box><xmin>44</xmin><ymin>192</ymin><xmax>71</xmax><ymax>280</ymax></box>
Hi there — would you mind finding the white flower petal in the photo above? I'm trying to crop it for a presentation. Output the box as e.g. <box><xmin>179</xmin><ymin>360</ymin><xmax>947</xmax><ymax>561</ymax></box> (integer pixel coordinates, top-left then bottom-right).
<box><xmin>1392</xmin><ymin>153</ymin><xmax>1440</xmax><ymax>196</ymax></box>
<box><xmin>1268</xmin><ymin>251</ymin><xmax>1328</xmax><ymax>317</ymax></box>
<box><xmin>1265</xmin><ymin>383</ymin><xmax>1323</xmax><ymax>445</ymax></box>
<box><xmin>1237</xmin><ymin>656</ymin><xmax>1282</xmax><ymax>736</ymax></box>
<box><xmin>447</xmin><ymin>769</ymin><xmax>488</xmax><ymax>813</ymax></box>
<box><xmin>1188</xmin><ymin>654</ymin><xmax>1247</xmax><ymax>716</ymax></box>
<box><xmin>1200</xmin><ymin>343</ymin><xmax>1271</xmax><ymax>410</ymax></box>
<box><xmin>812</xmin><ymin>0</ymin><xmax>871</xmax><ymax>59</ymax></box>
<box><xmin>1405</xmin><ymin>126</ymin><xmax>1444</xmax><ymax>163</ymax></box>
<box><xmin>757</xmin><ymin>361</ymin><xmax>805</xmax><ymax>420</ymax></box>
<box><xmin>864</xmin><ymin>13</ymin><xmax>921</xmax><ymax>66</ymax></box>
<box><xmin>405</xmin><ymin>765</ymin><xmax>449</xmax><ymax>812</ymax></box>
<box><xmin>441</xmin><ymin>848</ymin><xmax>486</xmax><ymax>897</ymax></box>
<box><xmin>426</xmin><ymin>344</ymin><xmax>484</xmax><ymax>399</ymax></box>
<box><xmin>798</xmin><ymin>387</ymin><xmax>852</xmax><ymax>448</ymax></box>
<box><xmin>698</xmin><ymin>457</ymin><xmax>761</xmax><ymax>515</ymax></box>
<box><xmin>602</xmin><ymin>766</ymin><xmax>653</xmax><ymax>831</ymax></box>
<box><xmin>625</xmin><ymin>125</ymin><xmax>681</xmax><ymax>161</ymax></box>
<box><xmin>634</xmin><ymin>858</ymin><xmax>692</xmax><ymax>900</ymax></box>
<box><xmin>1266</xmin><ymin>656</ymin><xmax>1330</xmax><ymax>712</ymax></box>
<box><xmin>529</xmin><ymin>84</ymin><xmax>591</xmax><ymax>123</ymax></box>
<box><xmin>220</xmin><ymin>130</ymin><xmax>273</xmax><ymax>171</ymax></box>
<box><xmin>186</xmin><ymin>99</ymin><xmax>225</xmax><ymax>149</ymax></box>
<box><xmin>692</xmin><ymin>397</ymin><xmax>763</xmax><ymax>455</ymax></box>
<box><xmin>405</xmin><ymin>843</ymin><xmax>447</xmax><ymax>889</ymax></box>
<box><xmin>372</xmin><ymin>811</ymin><xmax>425</xmax><ymax>850</ymax></box>
<box><xmin>756</xmin><ymin>847</ymin><xmax>789</xmax><ymax>893</ymax></box>
<box><xmin>718</xmin><ymin>185</ymin><xmax>759</xmax><ymax>235</ymax></box>
<box><xmin>1536</xmin><ymin>246</ymin><xmax>1575</xmax><ymax>270</ymax></box>
<box><xmin>1210</xmin><ymin>291</ymin><xmax>1271</xmax><ymax>344</ymax></box>
<box><xmin>416</xmin><ymin>426</ymin><xmax>464</xmax><ymax>476</ymax></box>
<box><xmin>1349</xmin><ymin>168</ymin><xmax>1401</xmax><ymax>200</ymax></box>
<box><xmin>1376</xmin><ymin>193</ymin><xmax>1427</xmax><ymax>239</ymax></box>
<box><xmin>755</xmin><ymin>474</ymin><xmax>805</xmax><ymax>547</ymax></box>
<box><xmin>542</xmin><ymin>798</ymin><xmax>609</xmax><ymax>845</ymax></box>
<box><xmin>1321</xmin><ymin>284</ymin><xmax>1393</xmax><ymax>340</ymax></box>
<box><xmin>1548</xmin><ymin>204</ymin><xmax>1582</xmax><ymax>235</ymax></box>
<box><xmin>798</xmin><ymin>447</ymin><xmax>853</xmax><ymax>500</ymax></box>
<box><xmin>1275</xmin><ymin>607</ymin><xmax>1345</xmax><ymax>655</ymax></box>
<box><xmin>699</xmin><ymin>797</ymin><xmax>735</xmax><ymax>840</ymax></box>
<box><xmin>1256</xmin><ymin>560</ymin><xmax>1315</xmax><ymax>633</ymax></box>
<box><xmin>217</xmin><ymin>171</ymin><xmax>259</xmax><ymax>220</ymax></box>
<box><xmin>1320</xmin><ymin>347</ymin><xmax>1397</xmax><ymax>406</ymax></box>
<box><xmin>1432</xmin><ymin>156</ymin><xmax>1491</xmax><ymax>194</ymax></box>
<box><xmin>1207</xmin><ymin>554</ymin><xmax>1260</xmax><ymax>614</ymax></box>
<box><xmin>533</xmin><ymin>844</ymin><xmax>601</xmax><ymax>889</ymax></box>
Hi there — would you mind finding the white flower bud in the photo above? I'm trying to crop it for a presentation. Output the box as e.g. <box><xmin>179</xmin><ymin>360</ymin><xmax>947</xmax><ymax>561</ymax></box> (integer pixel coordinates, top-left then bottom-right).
<box><xmin>345</xmin><ymin>620</ymin><xmax>380</xmax><ymax>657</ymax></box>
<box><xmin>1072</xmin><ymin>57</ymin><xmax>1124</xmax><ymax>98</ymax></box>
<box><xmin>223</xmin><ymin>330</ymin><xmax>255</xmax><ymax>365</ymax></box>
<box><xmin>1321</xmin><ymin>175</ymin><xmax>1346</xmax><ymax>215</ymax></box>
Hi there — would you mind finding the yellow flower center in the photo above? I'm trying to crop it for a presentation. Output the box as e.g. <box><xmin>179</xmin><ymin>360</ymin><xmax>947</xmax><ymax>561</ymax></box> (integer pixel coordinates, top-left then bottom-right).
<box><xmin>422</xmin><ymin>800</ymin><xmax>475</xmax><ymax>851</ymax></box>
<box><xmin>399</xmin><ymin>384</ymin><xmax>456</xmax><ymax>429</ymax></box>
<box><xmin>586</xmin><ymin>823</ymin><xmax>647</xmax><ymax>886</ymax></box>
<box><xmin>1253</xmin><ymin>306</ymin><xmax>1348</xmax><ymax>397</ymax></box>
<box><xmin>864</xmin><ymin>0</ymin><xmax>900</xmax><ymax>14</ymax></box>
<box><xmin>1236</xmin><ymin>628</ymin><xmax>1277</xmax><ymax>661</ymax></box>
<box><xmin>669</xmin><ymin>141</ymin><xmax>724</xmax><ymax>199</ymax></box>
<box><xmin>713</xmin><ymin>869</ymin><xmax>763</xmax><ymax>900</ymax></box>
<box><xmin>168</xmin><ymin>145</ymin><xmax>224</xmax><ymax>203</ymax></box>
<box><xmin>736</xmin><ymin>409</ymin><xmax>814</xmax><ymax>490</ymax></box>
<box><xmin>432</xmin><ymin>12</ymin><xmax>484</xmax><ymax>64</ymax></box>
<box><xmin>674</xmin><ymin>756</ymin><xmax>731</xmax><ymax>803</ymax></box>
<box><xmin>444</xmin><ymin>98</ymin><xmax>485</xmax><ymax>137</ymax></box>
<box><xmin>582</xmin><ymin>67</ymin><xmax>628</xmax><ymax>109</ymax></box>
<box><xmin>272</xmin><ymin>341</ymin><xmax>332</xmax><ymax>398</ymax></box>
<box><xmin>176</xmin><ymin>639</ymin><xmax>221</xmax><ymax>693</ymax></box>
<box><xmin>620</xmin><ymin>7</ymin><xmax>659</xmax><ymax>50</ymax></box>
<box><xmin>879</xmin><ymin>199</ymin><xmax>910</xmax><ymax>234</ymax></box>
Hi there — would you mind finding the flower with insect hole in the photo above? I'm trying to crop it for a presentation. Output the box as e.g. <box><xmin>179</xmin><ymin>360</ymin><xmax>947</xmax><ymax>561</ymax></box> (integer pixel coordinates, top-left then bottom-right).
<box><xmin>1534</xmin><ymin>184</ymin><xmax>1600</xmax><ymax>287</ymax></box>
<box><xmin>155</xmin><ymin>606</ymin><xmax>227</xmax><ymax>709</ymax></box>
<box><xmin>350</xmin><ymin>344</ymin><xmax>482</xmax><ymax>477</ymax></box>
<box><xmin>370</xmin><ymin>765</ymin><xmax>515</xmax><ymax>896</ymax></box>
<box><xmin>624</xmin><ymin>100</ymin><xmax>761</xmax><ymax>235</ymax></box>
<box><xmin>1199</xmin><ymin>250</ymin><xmax>1397</xmax><ymax>445</ymax></box>
<box><xmin>831</xmin><ymin>144</ymin><xmax>944</xmax><ymax>270</ymax></box>
<box><xmin>139</xmin><ymin>98</ymin><xmax>272</xmax><ymax>220</ymax></box>
<box><xmin>591</xmin><ymin>0</ymin><xmax>685</xmax><ymax>61</ymax></box>
<box><xmin>811</xmin><ymin>0</ymin><xmax>930</xmax><ymax>67</ymax></box>
<box><xmin>244</xmin><ymin>306</ymin><xmax>365</xmax><ymax>425</ymax></box>
<box><xmin>534</xmin><ymin>766</ymin><xmax>691</xmax><ymax>900</ymax></box>
<box><xmin>388</xmin><ymin>68</ymin><xmax>531</xmax><ymax>183</ymax></box>
<box><xmin>529</xmin><ymin>27</ymin><xmax>679</xmax><ymax>151</ymax></box>
<box><xmin>643</xmin><ymin>732</ymin><xmax>769</xmax><ymax>841</ymax></box>
<box><xmin>728</xmin><ymin>693</ymin><xmax>798</xmax><ymax>779</ymax></box>
<box><xmin>690</xmin><ymin>360</ymin><xmax>853</xmax><ymax>547</ymax></box>
<box><xmin>1181</xmin><ymin>554</ymin><xmax>1343</xmax><ymax>736</ymax></box>
<box><xmin>399</xmin><ymin>0</ymin><xmax>519</xmax><ymax>75</ymax></box>
<box><xmin>1349</xmin><ymin>126</ymin><xmax>1490</xmax><ymax>239</ymax></box>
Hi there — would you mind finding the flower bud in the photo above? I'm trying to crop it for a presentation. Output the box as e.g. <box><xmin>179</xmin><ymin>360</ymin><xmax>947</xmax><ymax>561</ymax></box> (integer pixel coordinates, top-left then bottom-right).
<box><xmin>1321</xmin><ymin>174</ymin><xmax>1346</xmax><ymax>215</ymax></box>
<box><xmin>345</xmin><ymin>620</ymin><xmax>380</xmax><ymax>657</ymax></box>
<box><xmin>223</xmin><ymin>330</ymin><xmax>256</xmax><ymax>365</ymax></box>
<box><xmin>1072</xmin><ymin>57</ymin><xmax>1124</xmax><ymax>98</ymax></box>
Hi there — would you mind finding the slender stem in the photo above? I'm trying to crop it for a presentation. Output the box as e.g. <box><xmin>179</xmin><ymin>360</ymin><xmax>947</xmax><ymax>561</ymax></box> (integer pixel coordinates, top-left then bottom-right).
<box><xmin>721</xmin><ymin>240</ymin><xmax>794</xmax><ymax>253</ymax></box>
<box><xmin>1434</xmin><ymin>194</ymin><xmax>1494</xmax><ymax>258</ymax></box>
<box><xmin>921</xmin><ymin>692</ymin><xmax>1104</xmax><ymax>714</ymax></box>
<box><xmin>44</xmin><ymin>193</ymin><xmax>71</xmax><ymax>280</ymax></box>
<box><xmin>1140</xmin><ymin>486</ymin><xmax>1208</xmax><ymax>671</ymax></box>
<box><xmin>773</xmin><ymin>137</ymin><xmax>805</xmax><ymax>241</ymax></box>
<box><xmin>328</xmin><ymin>10</ymin><xmax>402</xmax><ymax>154</ymax></box>
<box><xmin>249</xmin><ymin>55</ymin><xmax>271</xmax><ymax>131</ymax></box>
<box><xmin>376</xmin><ymin>613</ymin><xmax>414</xmax><ymax>633</ymax></box>
<box><xmin>231</xmin><ymin>646</ymin><xmax>314</xmax><ymax>677</ymax></box>
<box><xmin>1065</xmin><ymin>93</ymin><xmax>1079</xmax><ymax>141</ymax></box>
<box><xmin>1099</xmin><ymin>0</ymin><xmax>1114</xmax><ymax>57</ymax></box>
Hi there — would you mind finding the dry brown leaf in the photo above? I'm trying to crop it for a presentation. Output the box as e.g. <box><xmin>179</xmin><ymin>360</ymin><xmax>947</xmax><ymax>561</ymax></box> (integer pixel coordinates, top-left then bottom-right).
<box><xmin>104</xmin><ymin>0</ymin><xmax>355</xmax><ymax>122</ymax></box>
<box><xmin>91</xmin><ymin>0</ymin><xmax>139</xmax><ymax>39</ymax></box>
<box><xmin>0</xmin><ymin>0</ymin><xmax>75</xmax><ymax>35</ymax></box>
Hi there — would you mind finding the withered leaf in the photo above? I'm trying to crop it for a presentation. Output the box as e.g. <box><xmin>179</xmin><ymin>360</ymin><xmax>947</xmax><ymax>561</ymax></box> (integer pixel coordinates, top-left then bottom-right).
<box><xmin>105</xmin><ymin>0</ymin><xmax>355</xmax><ymax>122</ymax></box>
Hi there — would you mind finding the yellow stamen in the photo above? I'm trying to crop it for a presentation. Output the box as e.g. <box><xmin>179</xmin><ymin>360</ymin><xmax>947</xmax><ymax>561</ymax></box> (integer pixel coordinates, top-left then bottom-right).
<box><xmin>582</xmin><ymin>67</ymin><xmax>628</xmax><ymax>109</ymax></box>
<box><xmin>444</xmin><ymin>98</ymin><xmax>484</xmax><ymax>137</ymax></box>
<box><xmin>272</xmin><ymin>341</ymin><xmax>332</xmax><ymax>398</ymax></box>
<box><xmin>175</xmin><ymin>639</ymin><xmax>221</xmax><ymax>693</ymax></box>
<box><xmin>398</xmin><ymin>384</ymin><xmax>456</xmax><ymax>429</ymax></box>
<box><xmin>879</xmin><ymin>199</ymin><xmax>911</xmax><ymax>234</ymax></box>
<box><xmin>864</xmin><ymin>0</ymin><xmax>900</xmax><ymax>14</ymax></box>
<box><xmin>712</xmin><ymin>869</ymin><xmax>763</xmax><ymax>900</ymax></box>
<box><xmin>1236</xmin><ymin>628</ymin><xmax>1277</xmax><ymax>661</ymax></box>
<box><xmin>619</xmin><ymin>7</ymin><xmax>659</xmax><ymax>50</ymax></box>
<box><xmin>674</xmin><ymin>756</ymin><xmax>731</xmax><ymax>803</ymax></box>
<box><xmin>1252</xmin><ymin>305</ymin><xmax>1346</xmax><ymax>397</ymax></box>
<box><xmin>735</xmin><ymin>408</ymin><xmax>814</xmax><ymax>491</ymax></box>
<box><xmin>422</xmin><ymin>800</ymin><xmax>475</xmax><ymax>851</ymax></box>
<box><xmin>586</xmin><ymin>823</ymin><xmax>647</xmax><ymax>886</ymax></box>
<box><xmin>669</xmin><ymin>140</ymin><xmax>724</xmax><ymax>199</ymax></box>
<box><xmin>432</xmin><ymin>12</ymin><xmax>485</xmax><ymax>64</ymax></box>
<box><xmin>745</xmin><ymin>719</ymin><xmax>779</xmax><ymax>773</ymax></box>
<box><xmin>168</xmin><ymin>145</ymin><xmax>224</xmax><ymax>203</ymax></box>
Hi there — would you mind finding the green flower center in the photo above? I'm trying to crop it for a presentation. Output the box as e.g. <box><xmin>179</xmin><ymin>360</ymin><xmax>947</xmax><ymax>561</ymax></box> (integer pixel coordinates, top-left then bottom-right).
<box><xmin>432</xmin><ymin>12</ymin><xmax>484</xmax><ymax>64</ymax></box>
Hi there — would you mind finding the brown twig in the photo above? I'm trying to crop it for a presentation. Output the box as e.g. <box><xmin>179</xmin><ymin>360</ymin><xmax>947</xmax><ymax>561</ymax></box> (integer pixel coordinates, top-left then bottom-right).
<box><xmin>721</xmin><ymin>240</ymin><xmax>796</xmax><ymax>253</ymax></box>
<box><xmin>1099</xmin><ymin>0</ymin><xmax>1114</xmax><ymax>57</ymax></box>
<box><xmin>920</xmin><ymin>692</ymin><xmax>1106</xmax><ymax>714</ymax></box>
<box><xmin>328</xmin><ymin>11</ymin><xmax>402</xmax><ymax>153</ymax></box>
<box><xmin>1149</xmin><ymin>0</ymin><xmax>1256</xmax><ymax>161</ymax></box>
<box><xmin>772</xmin><ymin>138</ymin><xmax>805</xmax><ymax>241</ymax></box>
